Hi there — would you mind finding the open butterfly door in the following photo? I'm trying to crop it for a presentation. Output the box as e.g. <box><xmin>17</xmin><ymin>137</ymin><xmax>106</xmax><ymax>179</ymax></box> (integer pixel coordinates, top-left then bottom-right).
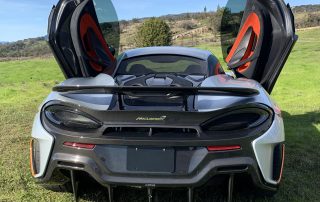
<box><xmin>48</xmin><ymin>0</ymin><xmax>119</xmax><ymax>78</ymax></box>
<box><xmin>222</xmin><ymin>0</ymin><xmax>298</xmax><ymax>93</ymax></box>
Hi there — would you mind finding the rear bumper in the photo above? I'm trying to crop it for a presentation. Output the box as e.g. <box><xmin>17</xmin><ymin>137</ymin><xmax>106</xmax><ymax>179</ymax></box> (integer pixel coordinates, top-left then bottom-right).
<box><xmin>32</xmin><ymin>113</ymin><xmax>284</xmax><ymax>192</ymax></box>
<box><xmin>36</xmin><ymin>146</ymin><xmax>277</xmax><ymax>192</ymax></box>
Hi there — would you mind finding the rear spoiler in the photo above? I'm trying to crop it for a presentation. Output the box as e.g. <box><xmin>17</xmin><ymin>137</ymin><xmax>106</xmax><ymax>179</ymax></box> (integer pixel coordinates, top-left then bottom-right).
<box><xmin>53</xmin><ymin>85</ymin><xmax>259</xmax><ymax>97</ymax></box>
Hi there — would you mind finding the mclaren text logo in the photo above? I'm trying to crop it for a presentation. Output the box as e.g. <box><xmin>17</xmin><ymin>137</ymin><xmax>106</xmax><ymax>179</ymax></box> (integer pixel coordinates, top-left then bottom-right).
<box><xmin>136</xmin><ymin>116</ymin><xmax>167</xmax><ymax>121</ymax></box>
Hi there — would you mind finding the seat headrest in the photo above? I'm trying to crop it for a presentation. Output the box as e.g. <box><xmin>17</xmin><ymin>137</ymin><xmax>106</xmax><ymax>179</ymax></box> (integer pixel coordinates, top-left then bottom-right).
<box><xmin>128</xmin><ymin>64</ymin><xmax>150</xmax><ymax>75</ymax></box>
<box><xmin>185</xmin><ymin>64</ymin><xmax>203</xmax><ymax>74</ymax></box>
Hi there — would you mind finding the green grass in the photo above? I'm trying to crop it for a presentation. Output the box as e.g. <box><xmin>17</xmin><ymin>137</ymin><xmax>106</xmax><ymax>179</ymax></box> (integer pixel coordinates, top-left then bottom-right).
<box><xmin>0</xmin><ymin>28</ymin><xmax>319</xmax><ymax>202</ymax></box>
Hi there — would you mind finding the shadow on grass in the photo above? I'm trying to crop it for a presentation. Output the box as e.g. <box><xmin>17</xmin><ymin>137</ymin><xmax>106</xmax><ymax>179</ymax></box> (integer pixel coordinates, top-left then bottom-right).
<box><xmin>74</xmin><ymin>111</ymin><xmax>320</xmax><ymax>202</ymax></box>
<box><xmin>274</xmin><ymin>111</ymin><xmax>320</xmax><ymax>201</ymax></box>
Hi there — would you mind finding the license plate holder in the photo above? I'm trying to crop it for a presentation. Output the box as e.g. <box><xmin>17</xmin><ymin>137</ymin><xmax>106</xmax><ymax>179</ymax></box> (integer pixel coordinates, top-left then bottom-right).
<box><xmin>127</xmin><ymin>147</ymin><xmax>175</xmax><ymax>173</ymax></box>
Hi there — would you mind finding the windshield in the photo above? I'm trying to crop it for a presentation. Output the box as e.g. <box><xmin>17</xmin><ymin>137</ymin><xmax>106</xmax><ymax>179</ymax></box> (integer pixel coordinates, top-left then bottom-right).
<box><xmin>116</xmin><ymin>55</ymin><xmax>207</xmax><ymax>76</ymax></box>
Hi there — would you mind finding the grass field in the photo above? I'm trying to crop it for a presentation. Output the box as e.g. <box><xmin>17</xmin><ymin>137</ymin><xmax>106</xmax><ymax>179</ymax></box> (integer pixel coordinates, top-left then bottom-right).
<box><xmin>0</xmin><ymin>28</ymin><xmax>319</xmax><ymax>202</ymax></box>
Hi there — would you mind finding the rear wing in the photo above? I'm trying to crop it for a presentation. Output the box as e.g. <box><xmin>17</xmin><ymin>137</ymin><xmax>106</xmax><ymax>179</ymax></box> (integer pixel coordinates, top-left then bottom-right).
<box><xmin>53</xmin><ymin>85</ymin><xmax>259</xmax><ymax>111</ymax></box>
<box><xmin>53</xmin><ymin>85</ymin><xmax>259</xmax><ymax>97</ymax></box>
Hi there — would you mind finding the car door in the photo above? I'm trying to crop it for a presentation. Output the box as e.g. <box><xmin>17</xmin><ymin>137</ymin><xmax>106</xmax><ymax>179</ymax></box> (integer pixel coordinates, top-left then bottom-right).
<box><xmin>221</xmin><ymin>0</ymin><xmax>298</xmax><ymax>93</ymax></box>
<box><xmin>48</xmin><ymin>0</ymin><xmax>119</xmax><ymax>78</ymax></box>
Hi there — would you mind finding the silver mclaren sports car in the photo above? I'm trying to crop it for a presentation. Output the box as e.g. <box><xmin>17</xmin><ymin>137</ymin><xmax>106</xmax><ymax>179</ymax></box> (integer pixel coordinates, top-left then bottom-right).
<box><xmin>30</xmin><ymin>0</ymin><xmax>297</xmax><ymax>201</ymax></box>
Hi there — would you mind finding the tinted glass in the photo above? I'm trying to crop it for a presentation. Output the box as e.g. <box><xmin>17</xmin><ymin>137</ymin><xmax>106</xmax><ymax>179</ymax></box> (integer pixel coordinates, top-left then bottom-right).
<box><xmin>93</xmin><ymin>0</ymin><xmax>120</xmax><ymax>55</ymax></box>
<box><xmin>117</xmin><ymin>55</ymin><xmax>207</xmax><ymax>76</ymax></box>
<box><xmin>220</xmin><ymin>0</ymin><xmax>247</xmax><ymax>60</ymax></box>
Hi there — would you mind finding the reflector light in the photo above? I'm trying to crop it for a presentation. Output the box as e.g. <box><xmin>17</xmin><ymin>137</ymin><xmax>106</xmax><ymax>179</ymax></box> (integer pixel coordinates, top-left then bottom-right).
<box><xmin>274</xmin><ymin>105</ymin><xmax>282</xmax><ymax>117</ymax></box>
<box><xmin>63</xmin><ymin>142</ymin><xmax>96</xmax><ymax>150</ymax></box>
<box><xmin>207</xmin><ymin>145</ymin><xmax>241</xmax><ymax>152</ymax></box>
<box><xmin>277</xmin><ymin>144</ymin><xmax>285</xmax><ymax>183</ymax></box>
<box><xmin>29</xmin><ymin>139</ymin><xmax>36</xmax><ymax>177</ymax></box>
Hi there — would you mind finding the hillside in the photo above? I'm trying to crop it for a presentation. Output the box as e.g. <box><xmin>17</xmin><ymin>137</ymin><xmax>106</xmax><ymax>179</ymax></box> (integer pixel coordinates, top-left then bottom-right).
<box><xmin>0</xmin><ymin>37</ymin><xmax>51</xmax><ymax>59</ymax></box>
<box><xmin>293</xmin><ymin>4</ymin><xmax>320</xmax><ymax>28</ymax></box>
<box><xmin>0</xmin><ymin>4</ymin><xmax>319</xmax><ymax>60</ymax></box>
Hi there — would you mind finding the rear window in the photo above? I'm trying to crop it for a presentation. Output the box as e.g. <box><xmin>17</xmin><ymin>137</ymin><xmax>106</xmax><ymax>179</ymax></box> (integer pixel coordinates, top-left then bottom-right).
<box><xmin>116</xmin><ymin>55</ymin><xmax>207</xmax><ymax>76</ymax></box>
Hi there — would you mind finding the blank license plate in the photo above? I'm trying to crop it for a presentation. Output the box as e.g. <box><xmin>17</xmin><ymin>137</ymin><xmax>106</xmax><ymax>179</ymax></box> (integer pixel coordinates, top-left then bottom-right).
<box><xmin>127</xmin><ymin>147</ymin><xmax>175</xmax><ymax>173</ymax></box>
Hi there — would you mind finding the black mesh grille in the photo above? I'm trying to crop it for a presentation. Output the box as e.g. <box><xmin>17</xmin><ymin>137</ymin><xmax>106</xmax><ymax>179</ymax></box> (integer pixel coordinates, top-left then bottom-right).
<box><xmin>104</xmin><ymin>127</ymin><xmax>198</xmax><ymax>138</ymax></box>
<box><xmin>272</xmin><ymin>144</ymin><xmax>284</xmax><ymax>181</ymax></box>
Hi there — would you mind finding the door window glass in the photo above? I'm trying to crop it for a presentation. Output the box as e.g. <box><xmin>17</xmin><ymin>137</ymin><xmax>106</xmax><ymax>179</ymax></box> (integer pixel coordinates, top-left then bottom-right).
<box><xmin>93</xmin><ymin>0</ymin><xmax>120</xmax><ymax>55</ymax></box>
<box><xmin>220</xmin><ymin>0</ymin><xmax>248</xmax><ymax>61</ymax></box>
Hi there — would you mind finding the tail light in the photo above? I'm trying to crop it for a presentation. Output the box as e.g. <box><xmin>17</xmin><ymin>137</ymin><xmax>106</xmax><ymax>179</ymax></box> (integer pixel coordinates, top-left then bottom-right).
<box><xmin>207</xmin><ymin>145</ymin><xmax>241</xmax><ymax>152</ymax></box>
<box><xmin>202</xmin><ymin>107</ymin><xmax>272</xmax><ymax>132</ymax></box>
<box><xmin>274</xmin><ymin>105</ymin><xmax>282</xmax><ymax>117</ymax></box>
<box><xmin>63</xmin><ymin>142</ymin><xmax>96</xmax><ymax>150</ymax></box>
<box><xmin>44</xmin><ymin>105</ymin><xmax>102</xmax><ymax>129</ymax></box>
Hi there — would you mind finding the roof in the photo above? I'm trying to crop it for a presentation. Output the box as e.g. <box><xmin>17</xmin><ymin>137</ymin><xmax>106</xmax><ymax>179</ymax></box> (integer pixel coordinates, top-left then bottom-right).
<box><xmin>121</xmin><ymin>46</ymin><xmax>213</xmax><ymax>61</ymax></box>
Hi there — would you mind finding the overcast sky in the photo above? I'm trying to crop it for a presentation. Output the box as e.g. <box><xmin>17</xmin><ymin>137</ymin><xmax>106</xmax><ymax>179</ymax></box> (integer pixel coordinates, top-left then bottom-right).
<box><xmin>0</xmin><ymin>0</ymin><xmax>319</xmax><ymax>42</ymax></box>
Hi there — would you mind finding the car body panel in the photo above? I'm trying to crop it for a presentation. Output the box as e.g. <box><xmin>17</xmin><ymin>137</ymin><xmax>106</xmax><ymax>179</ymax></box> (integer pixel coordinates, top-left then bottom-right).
<box><xmin>223</xmin><ymin>0</ymin><xmax>297</xmax><ymax>93</ymax></box>
<box><xmin>32</xmin><ymin>73</ymin><xmax>281</xmax><ymax>186</ymax></box>
<box><xmin>31</xmin><ymin>113</ymin><xmax>54</xmax><ymax>178</ymax></box>
<box><xmin>252</xmin><ymin>115</ymin><xmax>285</xmax><ymax>184</ymax></box>
<box><xmin>118</xmin><ymin>47</ymin><xmax>213</xmax><ymax>61</ymax></box>
<box><xmin>48</xmin><ymin>0</ymin><xmax>118</xmax><ymax>78</ymax></box>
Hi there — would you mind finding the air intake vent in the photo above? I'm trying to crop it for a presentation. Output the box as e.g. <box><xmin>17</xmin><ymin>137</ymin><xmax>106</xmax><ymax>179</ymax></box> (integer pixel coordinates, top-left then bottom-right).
<box><xmin>104</xmin><ymin>127</ymin><xmax>199</xmax><ymax>138</ymax></box>
<box><xmin>273</xmin><ymin>144</ymin><xmax>285</xmax><ymax>182</ymax></box>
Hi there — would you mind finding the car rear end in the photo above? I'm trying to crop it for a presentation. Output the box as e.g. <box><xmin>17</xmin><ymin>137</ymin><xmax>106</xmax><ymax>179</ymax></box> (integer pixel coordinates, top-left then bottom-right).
<box><xmin>30</xmin><ymin>75</ymin><xmax>285</xmax><ymax>201</ymax></box>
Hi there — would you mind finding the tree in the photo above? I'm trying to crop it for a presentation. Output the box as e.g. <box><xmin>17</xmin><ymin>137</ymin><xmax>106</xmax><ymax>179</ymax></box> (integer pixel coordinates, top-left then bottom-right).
<box><xmin>207</xmin><ymin>7</ymin><xmax>234</xmax><ymax>33</ymax></box>
<box><xmin>135</xmin><ymin>18</ymin><xmax>172</xmax><ymax>47</ymax></box>
<box><xmin>208</xmin><ymin>7</ymin><xmax>224</xmax><ymax>33</ymax></box>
